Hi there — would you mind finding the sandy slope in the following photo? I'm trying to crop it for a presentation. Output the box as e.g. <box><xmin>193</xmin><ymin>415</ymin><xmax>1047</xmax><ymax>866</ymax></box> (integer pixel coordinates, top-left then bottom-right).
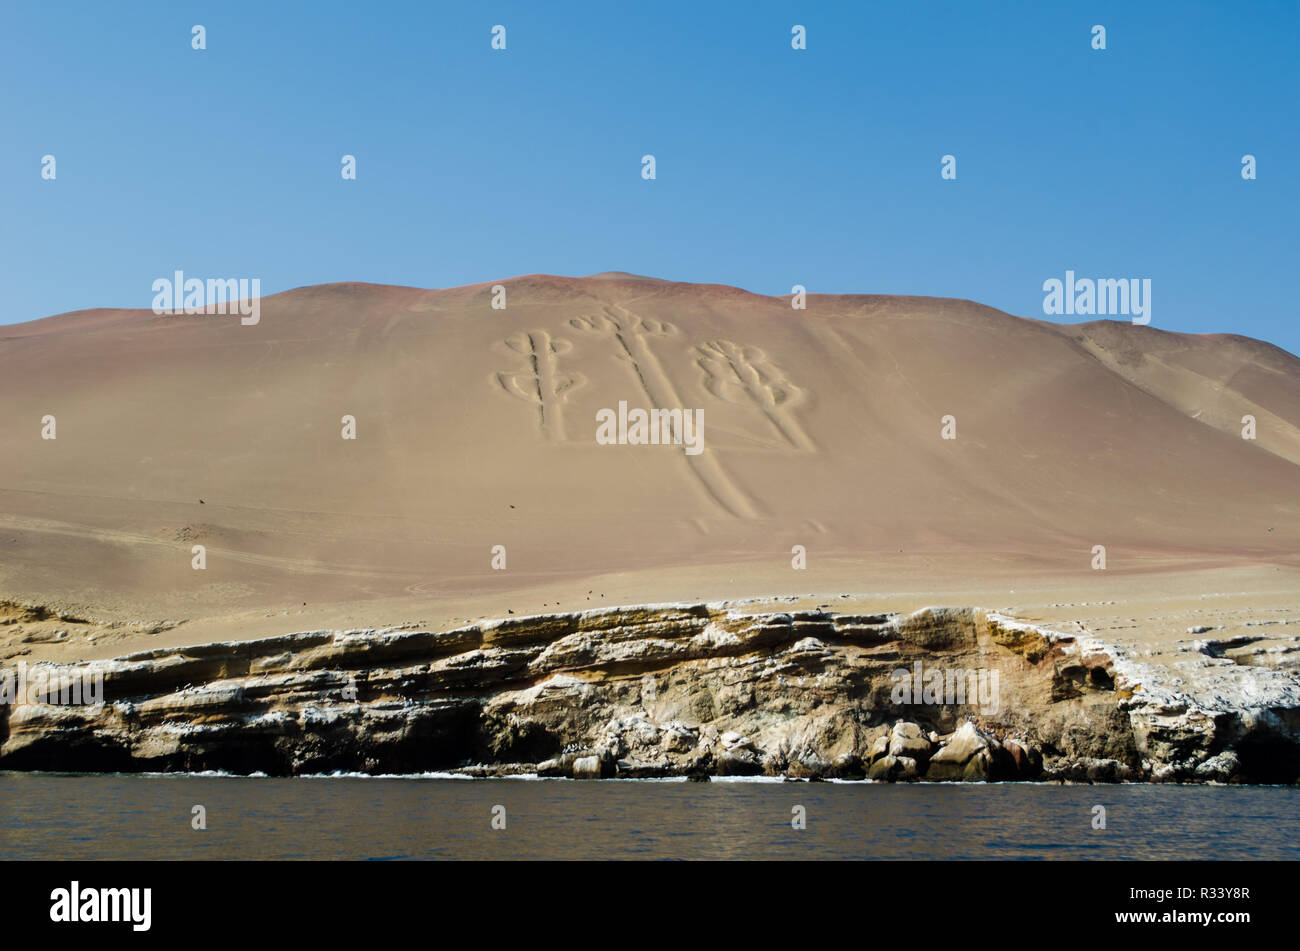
<box><xmin>1</xmin><ymin>274</ymin><xmax>1297</xmax><ymax>663</ymax></box>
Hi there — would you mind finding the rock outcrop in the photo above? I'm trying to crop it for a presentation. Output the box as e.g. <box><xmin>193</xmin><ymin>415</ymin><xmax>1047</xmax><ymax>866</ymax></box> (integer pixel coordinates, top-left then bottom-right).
<box><xmin>2</xmin><ymin>601</ymin><xmax>1297</xmax><ymax>783</ymax></box>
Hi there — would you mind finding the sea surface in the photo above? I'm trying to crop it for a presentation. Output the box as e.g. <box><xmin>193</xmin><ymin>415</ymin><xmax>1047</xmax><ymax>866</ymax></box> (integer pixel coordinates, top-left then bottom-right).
<box><xmin>1</xmin><ymin>773</ymin><xmax>1297</xmax><ymax>860</ymax></box>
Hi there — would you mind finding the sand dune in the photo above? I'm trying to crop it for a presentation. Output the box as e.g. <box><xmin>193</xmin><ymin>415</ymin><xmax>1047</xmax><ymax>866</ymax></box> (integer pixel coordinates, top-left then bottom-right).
<box><xmin>1</xmin><ymin>274</ymin><xmax>1297</xmax><ymax>657</ymax></box>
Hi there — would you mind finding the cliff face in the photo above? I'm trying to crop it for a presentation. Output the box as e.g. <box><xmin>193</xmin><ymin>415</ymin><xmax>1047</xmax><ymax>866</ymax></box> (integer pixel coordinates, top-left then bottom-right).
<box><xmin>2</xmin><ymin>602</ymin><xmax>1297</xmax><ymax>783</ymax></box>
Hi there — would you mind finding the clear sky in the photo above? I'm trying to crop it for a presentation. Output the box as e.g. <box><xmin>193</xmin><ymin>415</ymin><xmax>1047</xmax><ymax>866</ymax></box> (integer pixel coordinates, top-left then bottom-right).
<box><xmin>2</xmin><ymin>1</ymin><xmax>1297</xmax><ymax>353</ymax></box>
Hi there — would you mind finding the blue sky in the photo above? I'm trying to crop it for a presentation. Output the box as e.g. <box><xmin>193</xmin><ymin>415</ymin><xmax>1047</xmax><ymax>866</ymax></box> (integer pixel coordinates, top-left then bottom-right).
<box><xmin>2</xmin><ymin>1</ymin><xmax>1297</xmax><ymax>353</ymax></box>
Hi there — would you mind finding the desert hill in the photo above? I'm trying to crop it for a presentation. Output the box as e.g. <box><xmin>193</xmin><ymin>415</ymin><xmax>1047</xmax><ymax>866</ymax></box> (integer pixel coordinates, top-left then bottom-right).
<box><xmin>1</xmin><ymin>274</ymin><xmax>1297</xmax><ymax>653</ymax></box>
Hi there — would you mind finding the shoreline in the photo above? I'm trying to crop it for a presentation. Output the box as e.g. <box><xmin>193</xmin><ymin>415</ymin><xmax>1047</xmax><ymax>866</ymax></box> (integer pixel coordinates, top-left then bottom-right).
<box><xmin>6</xmin><ymin>769</ymin><xmax>1300</xmax><ymax>787</ymax></box>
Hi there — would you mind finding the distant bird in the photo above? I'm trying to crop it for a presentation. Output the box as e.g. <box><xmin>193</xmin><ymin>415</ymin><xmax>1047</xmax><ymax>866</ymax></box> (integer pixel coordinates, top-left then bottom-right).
<box><xmin>199</xmin><ymin>499</ymin><xmax>205</xmax><ymax>504</ymax></box>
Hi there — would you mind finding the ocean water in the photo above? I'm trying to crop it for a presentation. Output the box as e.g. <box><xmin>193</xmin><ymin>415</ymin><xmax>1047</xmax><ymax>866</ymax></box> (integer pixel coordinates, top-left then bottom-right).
<box><xmin>1</xmin><ymin>773</ymin><xmax>1296</xmax><ymax>860</ymax></box>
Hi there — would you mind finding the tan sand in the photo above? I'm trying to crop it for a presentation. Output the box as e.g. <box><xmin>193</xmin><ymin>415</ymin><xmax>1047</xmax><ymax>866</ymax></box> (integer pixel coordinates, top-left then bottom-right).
<box><xmin>2</xmin><ymin>274</ymin><xmax>1297</xmax><ymax>665</ymax></box>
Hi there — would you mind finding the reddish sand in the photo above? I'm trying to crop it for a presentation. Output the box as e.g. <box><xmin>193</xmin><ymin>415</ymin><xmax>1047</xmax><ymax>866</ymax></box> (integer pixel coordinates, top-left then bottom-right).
<box><xmin>2</xmin><ymin>274</ymin><xmax>1297</xmax><ymax>662</ymax></box>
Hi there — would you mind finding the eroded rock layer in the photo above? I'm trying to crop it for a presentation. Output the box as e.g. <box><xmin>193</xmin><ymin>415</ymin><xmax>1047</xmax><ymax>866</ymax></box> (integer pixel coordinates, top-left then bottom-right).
<box><xmin>2</xmin><ymin>602</ymin><xmax>1298</xmax><ymax>783</ymax></box>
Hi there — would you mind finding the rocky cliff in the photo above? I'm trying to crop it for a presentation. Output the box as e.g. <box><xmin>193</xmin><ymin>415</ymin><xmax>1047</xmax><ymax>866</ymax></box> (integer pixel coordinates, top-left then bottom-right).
<box><xmin>2</xmin><ymin>602</ymin><xmax>1298</xmax><ymax>783</ymax></box>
